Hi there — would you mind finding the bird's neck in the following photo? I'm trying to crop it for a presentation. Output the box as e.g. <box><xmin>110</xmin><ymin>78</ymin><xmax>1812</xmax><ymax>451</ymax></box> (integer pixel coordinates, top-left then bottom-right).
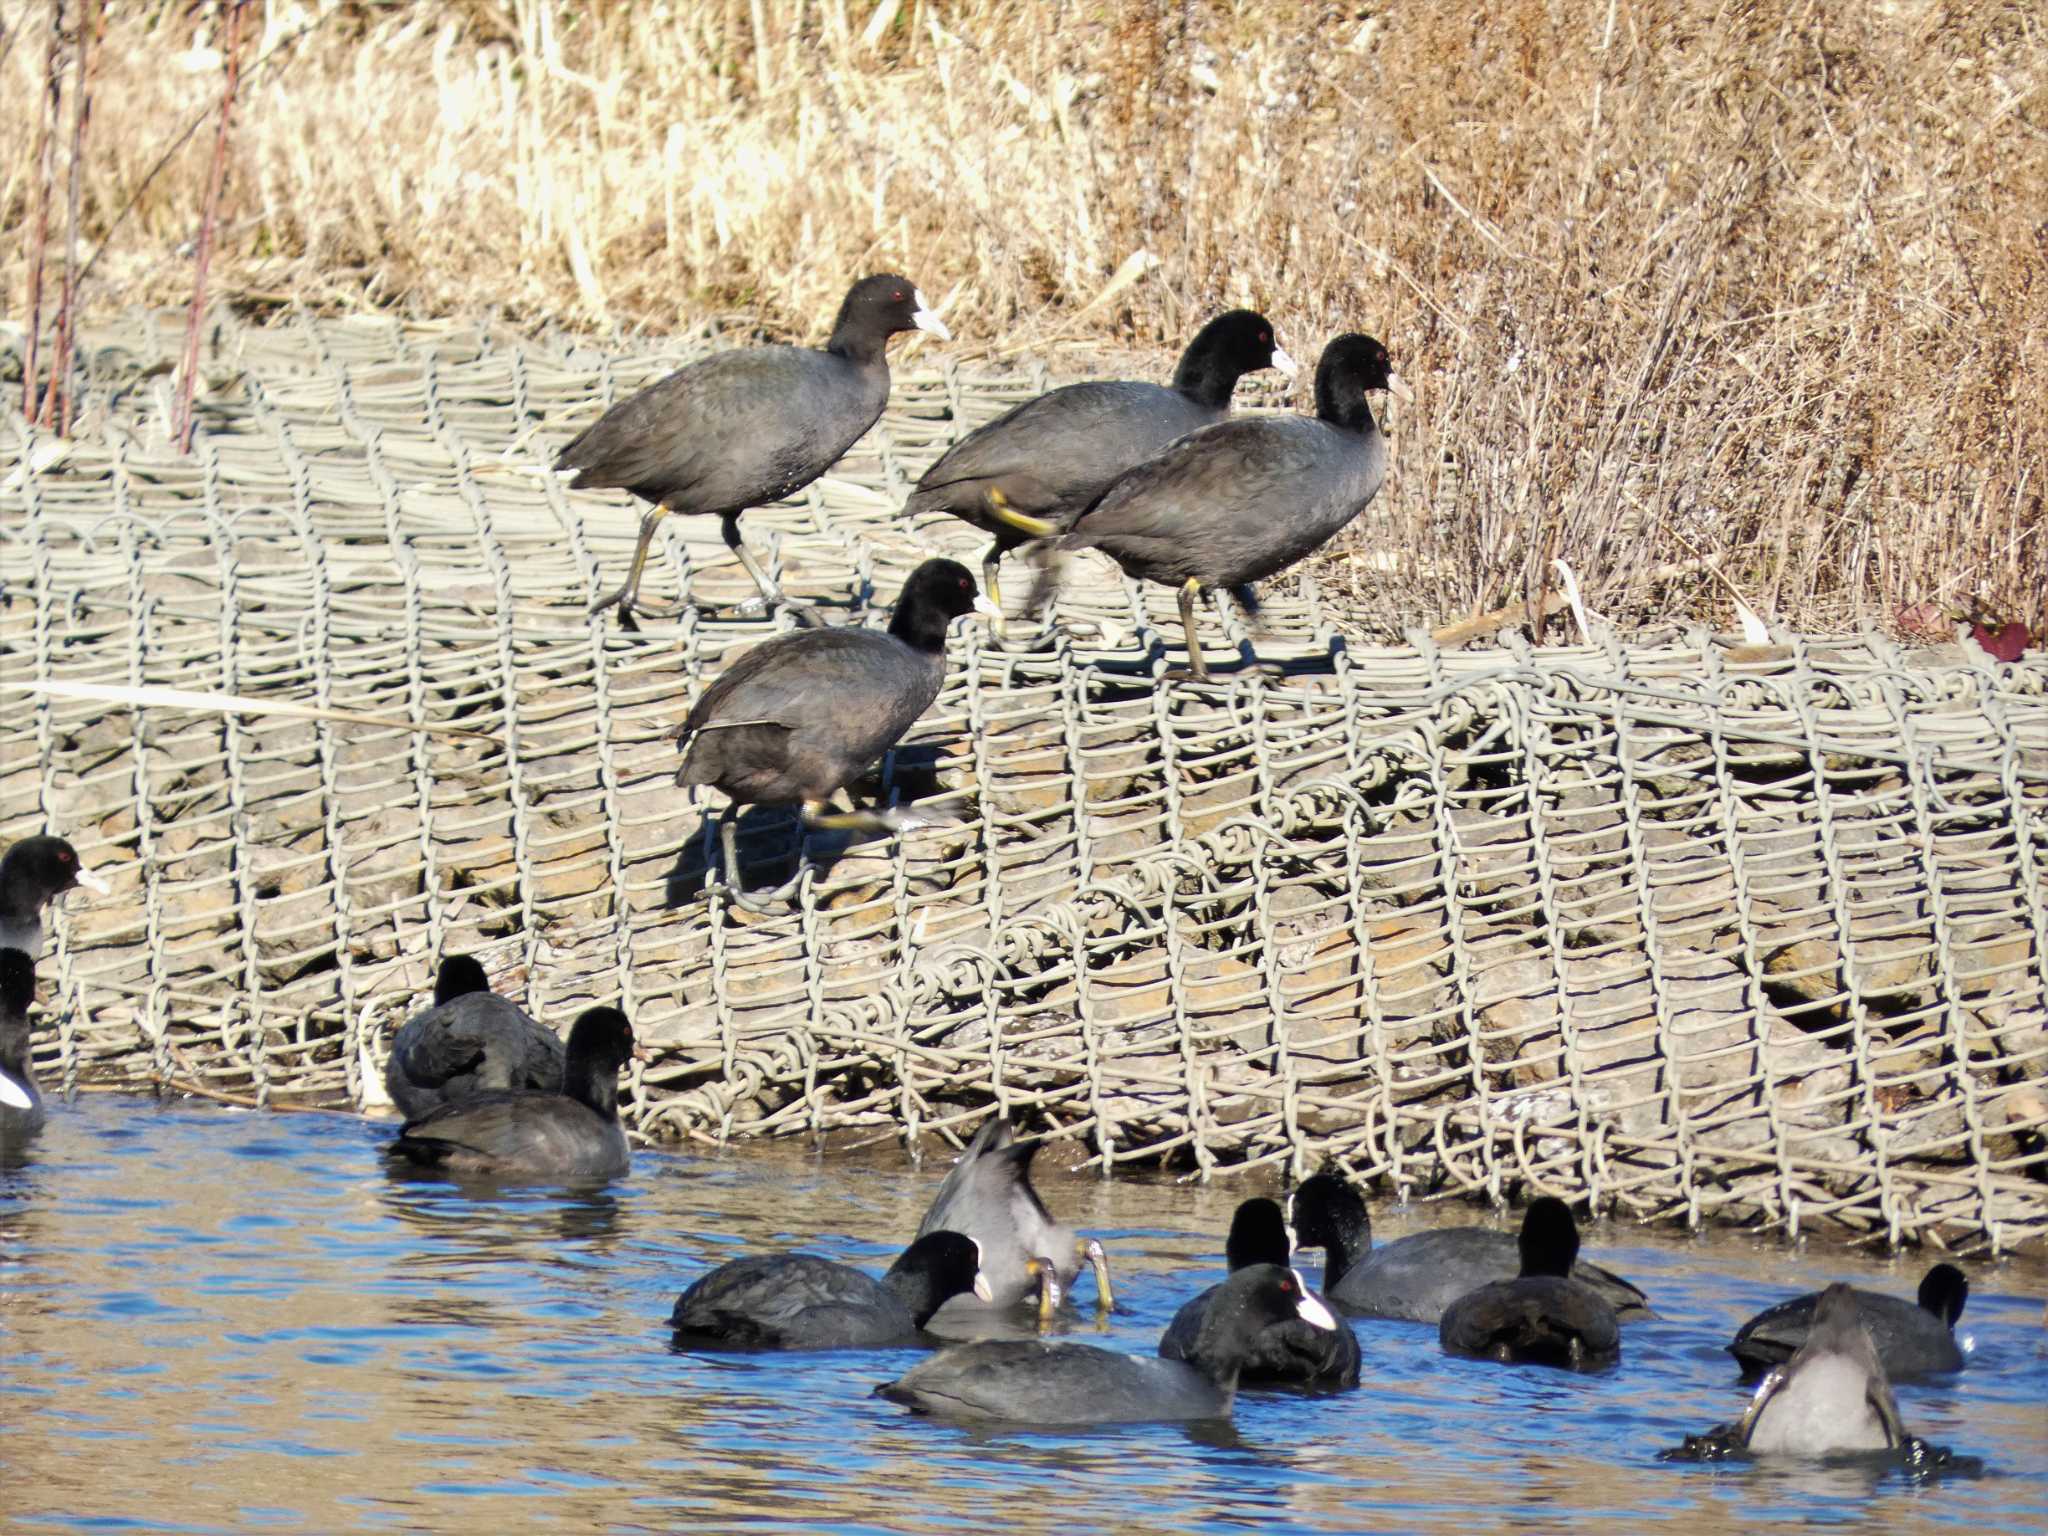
<box><xmin>566</xmin><ymin>1061</ymin><xmax>620</xmax><ymax>1121</ymax></box>
<box><xmin>1320</xmin><ymin>1218</ymin><xmax>1370</xmax><ymax>1288</ymax></box>
<box><xmin>1315</xmin><ymin>387</ymin><xmax>1378</xmax><ymax>435</ymax></box>
<box><xmin>887</xmin><ymin>608</ymin><xmax>952</xmax><ymax>654</ymax></box>
<box><xmin>1172</xmin><ymin>352</ymin><xmax>1241</xmax><ymax>411</ymax></box>
<box><xmin>880</xmin><ymin>1265</ymin><xmax>942</xmax><ymax>1327</ymax></box>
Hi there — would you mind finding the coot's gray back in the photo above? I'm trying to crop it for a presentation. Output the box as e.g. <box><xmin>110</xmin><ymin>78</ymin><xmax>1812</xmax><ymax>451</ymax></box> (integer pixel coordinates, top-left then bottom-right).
<box><xmin>915</xmin><ymin>1118</ymin><xmax>1078</xmax><ymax>1306</ymax></box>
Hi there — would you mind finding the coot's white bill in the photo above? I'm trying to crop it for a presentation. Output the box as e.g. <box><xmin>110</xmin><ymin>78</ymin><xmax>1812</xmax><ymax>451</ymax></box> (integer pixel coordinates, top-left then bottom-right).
<box><xmin>1270</xmin><ymin>345</ymin><xmax>1301</xmax><ymax>380</ymax></box>
<box><xmin>972</xmin><ymin>1271</ymin><xmax>995</xmax><ymax>1302</ymax></box>
<box><xmin>74</xmin><ymin>866</ymin><xmax>111</xmax><ymax>895</ymax></box>
<box><xmin>972</xmin><ymin>594</ymin><xmax>1003</xmax><ymax>620</ymax></box>
<box><xmin>911</xmin><ymin>291</ymin><xmax>951</xmax><ymax>341</ymax></box>
<box><xmin>0</xmin><ymin>1067</ymin><xmax>30</xmax><ymax>1111</ymax></box>
<box><xmin>1292</xmin><ymin>1270</ymin><xmax>1337</xmax><ymax>1331</ymax></box>
<box><xmin>1385</xmin><ymin>371</ymin><xmax>1415</xmax><ymax>403</ymax></box>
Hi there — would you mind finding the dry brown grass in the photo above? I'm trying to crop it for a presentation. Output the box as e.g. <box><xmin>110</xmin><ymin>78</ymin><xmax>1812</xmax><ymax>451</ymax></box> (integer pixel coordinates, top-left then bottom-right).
<box><xmin>4</xmin><ymin>0</ymin><xmax>2043</xmax><ymax>639</ymax></box>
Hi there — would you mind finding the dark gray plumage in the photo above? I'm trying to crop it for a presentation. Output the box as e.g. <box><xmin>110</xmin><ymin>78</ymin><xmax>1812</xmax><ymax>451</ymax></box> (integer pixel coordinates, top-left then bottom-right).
<box><xmin>1041</xmin><ymin>333</ymin><xmax>1409</xmax><ymax>681</ymax></box>
<box><xmin>1290</xmin><ymin>1171</ymin><xmax>1651</xmax><ymax>1324</ymax></box>
<box><xmin>1438</xmin><ymin>1198</ymin><xmax>1620</xmax><ymax>1371</ymax></box>
<box><xmin>876</xmin><ymin>1264</ymin><xmax>1337</xmax><ymax>1424</ymax></box>
<box><xmin>903</xmin><ymin>310</ymin><xmax>1295</xmax><ymax>613</ymax></box>
<box><xmin>668</xmin><ymin>1232</ymin><xmax>992</xmax><ymax>1350</ymax></box>
<box><xmin>1733</xmin><ymin>1282</ymin><xmax>1906</xmax><ymax>1455</ymax></box>
<box><xmin>383</xmin><ymin>956</ymin><xmax>565</xmax><ymax>1119</ymax></box>
<box><xmin>1729</xmin><ymin>1263</ymin><xmax>1967</xmax><ymax>1380</ymax></box>
<box><xmin>0</xmin><ymin>835</ymin><xmax>109</xmax><ymax>958</ymax></box>
<box><xmin>388</xmin><ymin>1007</ymin><xmax>637</xmax><ymax>1181</ymax></box>
<box><xmin>675</xmin><ymin>557</ymin><xmax>993</xmax><ymax>908</ymax></box>
<box><xmin>0</xmin><ymin>947</ymin><xmax>44</xmax><ymax>1142</ymax></box>
<box><xmin>914</xmin><ymin>1116</ymin><xmax>1109</xmax><ymax>1315</ymax></box>
<box><xmin>1158</xmin><ymin>1197</ymin><xmax>1359</xmax><ymax>1389</ymax></box>
<box><xmin>557</xmin><ymin>274</ymin><xmax>950</xmax><ymax>621</ymax></box>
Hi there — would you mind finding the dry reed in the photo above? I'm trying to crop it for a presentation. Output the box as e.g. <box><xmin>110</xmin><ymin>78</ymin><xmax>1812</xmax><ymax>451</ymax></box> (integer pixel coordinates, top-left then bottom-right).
<box><xmin>2</xmin><ymin>0</ymin><xmax>2042</xmax><ymax>638</ymax></box>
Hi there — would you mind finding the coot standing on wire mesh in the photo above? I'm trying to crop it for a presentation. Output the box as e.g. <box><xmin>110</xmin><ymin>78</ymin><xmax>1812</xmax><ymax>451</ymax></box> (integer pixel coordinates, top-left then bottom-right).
<box><xmin>0</xmin><ymin>835</ymin><xmax>110</xmax><ymax>958</ymax></box>
<box><xmin>902</xmin><ymin>310</ymin><xmax>1296</xmax><ymax>616</ymax></box>
<box><xmin>387</xmin><ymin>1007</ymin><xmax>642</xmax><ymax>1181</ymax></box>
<box><xmin>675</xmin><ymin>557</ymin><xmax>997</xmax><ymax>909</ymax></box>
<box><xmin>383</xmin><ymin>955</ymin><xmax>566</xmax><ymax>1119</ymax></box>
<box><xmin>1034</xmin><ymin>333</ymin><xmax>1410</xmax><ymax>682</ymax></box>
<box><xmin>556</xmin><ymin>274</ymin><xmax>951</xmax><ymax>623</ymax></box>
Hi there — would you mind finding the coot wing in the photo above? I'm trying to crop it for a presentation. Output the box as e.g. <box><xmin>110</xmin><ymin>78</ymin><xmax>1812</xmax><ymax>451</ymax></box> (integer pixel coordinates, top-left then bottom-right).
<box><xmin>391</xmin><ymin>1092</ymin><xmax>626</xmax><ymax>1179</ymax></box>
<box><xmin>879</xmin><ymin>1340</ymin><xmax>1227</xmax><ymax>1423</ymax></box>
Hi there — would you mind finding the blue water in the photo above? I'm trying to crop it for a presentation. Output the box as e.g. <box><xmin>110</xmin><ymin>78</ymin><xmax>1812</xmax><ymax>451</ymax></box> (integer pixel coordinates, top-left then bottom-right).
<box><xmin>1</xmin><ymin>1096</ymin><xmax>2042</xmax><ymax>1533</ymax></box>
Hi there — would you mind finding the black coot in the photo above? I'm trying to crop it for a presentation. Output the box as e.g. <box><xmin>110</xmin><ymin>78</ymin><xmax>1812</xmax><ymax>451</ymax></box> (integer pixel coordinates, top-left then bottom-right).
<box><xmin>875</xmin><ymin>1264</ymin><xmax>1336</xmax><ymax>1424</ymax></box>
<box><xmin>1728</xmin><ymin>1263</ymin><xmax>1967</xmax><ymax>1380</ymax></box>
<box><xmin>383</xmin><ymin>955</ymin><xmax>566</xmax><ymax>1118</ymax></box>
<box><xmin>1040</xmin><ymin>333</ymin><xmax>1409</xmax><ymax>681</ymax></box>
<box><xmin>1158</xmin><ymin>1197</ymin><xmax>1359</xmax><ymax>1389</ymax></box>
<box><xmin>387</xmin><ymin>1007</ymin><xmax>639</xmax><ymax>1181</ymax></box>
<box><xmin>1289</xmin><ymin>1171</ymin><xmax>1651</xmax><ymax>1323</ymax></box>
<box><xmin>903</xmin><ymin>310</ymin><xmax>1295</xmax><ymax>615</ymax></box>
<box><xmin>913</xmin><ymin>1116</ymin><xmax>1112</xmax><ymax>1318</ymax></box>
<box><xmin>675</xmin><ymin>557</ymin><xmax>995</xmax><ymax>908</ymax></box>
<box><xmin>0</xmin><ymin>835</ymin><xmax>110</xmax><ymax>957</ymax></box>
<box><xmin>1438</xmin><ymin>1198</ymin><xmax>1621</xmax><ymax>1371</ymax></box>
<box><xmin>0</xmin><ymin>947</ymin><xmax>44</xmax><ymax>1141</ymax></box>
<box><xmin>1732</xmin><ymin>1283</ymin><xmax>1906</xmax><ymax>1455</ymax></box>
<box><xmin>669</xmin><ymin>1231</ymin><xmax>993</xmax><ymax>1350</ymax></box>
<box><xmin>557</xmin><ymin>274</ymin><xmax>950</xmax><ymax>622</ymax></box>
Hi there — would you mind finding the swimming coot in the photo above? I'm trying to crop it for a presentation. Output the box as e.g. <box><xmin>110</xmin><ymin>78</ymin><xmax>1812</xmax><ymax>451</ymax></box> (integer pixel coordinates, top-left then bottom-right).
<box><xmin>675</xmin><ymin>556</ymin><xmax>996</xmax><ymax>908</ymax></box>
<box><xmin>387</xmin><ymin>1007</ymin><xmax>640</xmax><ymax>1181</ymax></box>
<box><xmin>1438</xmin><ymin>1198</ymin><xmax>1621</xmax><ymax>1371</ymax></box>
<box><xmin>1733</xmin><ymin>1282</ymin><xmax>1906</xmax><ymax>1455</ymax></box>
<box><xmin>557</xmin><ymin>274</ymin><xmax>950</xmax><ymax>622</ymax></box>
<box><xmin>903</xmin><ymin>309</ymin><xmax>1295</xmax><ymax>615</ymax></box>
<box><xmin>1037</xmin><ymin>333</ymin><xmax>1409</xmax><ymax>681</ymax></box>
<box><xmin>0</xmin><ymin>835</ymin><xmax>110</xmax><ymax>958</ymax></box>
<box><xmin>669</xmin><ymin>1231</ymin><xmax>992</xmax><ymax>1350</ymax></box>
<box><xmin>913</xmin><ymin>1116</ymin><xmax>1112</xmax><ymax>1318</ymax></box>
<box><xmin>1289</xmin><ymin>1171</ymin><xmax>1651</xmax><ymax>1324</ymax></box>
<box><xmin>0</xmin><ymin>948</ymin><xmax>44</xmax><ymax>1138</ymax></box>
<box><xmin>383</xmin><ymin>956</ymin><xmax>567</xmax><ymax>1119</ymax></box>
<box><xmin>876</xmin><ymin>1264</ymin><xmax>1336</xmax><ymax>1424</ymax></box>
<box><xmin>1158</xmin><ymin>1197</ymin><xmax>1359</xmax><ymax>1389</ymax></box>
<box><xmin>1728</xmin><ymin>1263</ymin><xmax>1967</xmax><ymax>1381</ymax></box>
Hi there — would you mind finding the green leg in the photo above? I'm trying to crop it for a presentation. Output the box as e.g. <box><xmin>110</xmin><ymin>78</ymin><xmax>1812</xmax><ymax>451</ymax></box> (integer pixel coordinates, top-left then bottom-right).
<box><xmin>1177</xmin><ymin>577</ymin><xmax>1211</xmax><ymax>683</ymax></box>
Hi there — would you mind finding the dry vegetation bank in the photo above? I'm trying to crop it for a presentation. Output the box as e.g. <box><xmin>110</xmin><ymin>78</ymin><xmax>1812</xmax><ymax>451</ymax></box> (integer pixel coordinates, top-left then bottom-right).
<box><xmin>3</xmin><ymin>0</ymin><xmax>2043</xmax><ymax>638</ymax></box>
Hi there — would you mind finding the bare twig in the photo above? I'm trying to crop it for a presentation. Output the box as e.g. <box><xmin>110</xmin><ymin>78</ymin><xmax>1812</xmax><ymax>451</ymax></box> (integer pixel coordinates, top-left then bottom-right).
<box><xmin>36</xmin><ymin>0</ymin><xmax>101</xmax><ymax>437</ymax></box>
<box><xmin>172</xmin><ymin>0</ymin><xmax>248</xmax><ymax>455</ymax></box>
<box><xmin>20</xmin><ymin>1</ymin><xmax>64</xmax><ymax>422</ymax></box>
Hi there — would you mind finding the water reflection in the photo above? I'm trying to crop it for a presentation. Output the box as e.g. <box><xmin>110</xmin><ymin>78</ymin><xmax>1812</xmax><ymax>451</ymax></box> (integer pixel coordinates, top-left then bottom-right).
<box><xmin>0</xmin><ymin>1095</ymin><xmax>2041</xmax><ymax>1536</ymax></box>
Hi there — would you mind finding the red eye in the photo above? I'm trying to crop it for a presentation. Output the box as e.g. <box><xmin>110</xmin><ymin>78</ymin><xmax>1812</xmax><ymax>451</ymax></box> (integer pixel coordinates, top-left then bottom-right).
<box><xmin>1261</xmin><ymin>331</ymin><xmax>1270</xmax><ymax>343</ymax></box>
<box><xmin>894</xmin><ymin>290</ymin><xmax>905</xmax><ymax>301</ymax></box>
<box><xmin>59</xmin><ymin>850</ymin><xmax>74</xmax><ymax>865</ymax></box>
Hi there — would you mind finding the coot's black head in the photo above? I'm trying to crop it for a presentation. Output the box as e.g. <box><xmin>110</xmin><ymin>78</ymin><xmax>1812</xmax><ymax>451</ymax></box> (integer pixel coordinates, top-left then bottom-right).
<box><xmin>1289</xmin><ymin>1172</ymin><xmax>1371</xmax><ymax>1255</ymax></box>
<box><xmin>888</xmin><ymin>557</ymin><xmax>997</xmax><ymax>651</ymax></box>
<box><xmin>1</xmin><ymin>835</ymin><xmax>105</xmax><ymax>908</ymax></box>
<box><xmin>830</xmin><ymin>274</ymin><xmax>951</xmax><ymax>353</ymax></box>
<box><xmin>433</xmin><ymin>955</ymin><xmax>491</xmax><ymax>1007</ymax></box>
<box><xmin>564</xmin><ymin>1007</ymin><xmax>638</xmax><ymax>1075</ymax></box>
<box><xmin>1918</xmin><ymin>1263</ymin><xmax>1968</xmax><ymax>1328</ymax></box>
<box><xmin>1174</xmin><ymin>309</ymin><xmax>1299</xmax><ymax>405</ymax></box>
<box><xmin>0</xmin><ymin>947</ymin><xmax>33</xmax><ymax>1019</ymax></box>
<box><xmin>1224</xmin><ymin>1197</ymin><xmax>1293</xmax><ymax>1272</ymax></box>
<box><xmin>1518</xmin><ymin>1196</ymin><xmax>1580</xmax><ymax>1279</ymax></box>
<box><xmin>889</xmin><ymin>1230</ymin><xmax>994</xmax><ymax>1311</ymax></box>
<box><xmin>1214</xmin><ymin>1262</ymin><xmax>1339</xmax><ymax>1336</ymax></box>
<box><xmin>1313</xmin><ymin>333</ymin><xmax>1411</xmax><ymax>429</ymax></box>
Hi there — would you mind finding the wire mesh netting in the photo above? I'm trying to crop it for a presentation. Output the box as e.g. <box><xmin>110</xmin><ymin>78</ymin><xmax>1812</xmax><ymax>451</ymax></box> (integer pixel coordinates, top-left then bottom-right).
<box><xmin>3</xmin><ymin>311</ymin><xmax>2044</xmax><ymax>1254</ymax></box>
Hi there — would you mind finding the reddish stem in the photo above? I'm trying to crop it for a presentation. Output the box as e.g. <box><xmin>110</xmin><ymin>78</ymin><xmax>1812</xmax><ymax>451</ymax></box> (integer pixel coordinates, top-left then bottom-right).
<box><xmin>173</xmin><ymin>0</ymin><xmax>249</xmax><ymax>455</ymax></box>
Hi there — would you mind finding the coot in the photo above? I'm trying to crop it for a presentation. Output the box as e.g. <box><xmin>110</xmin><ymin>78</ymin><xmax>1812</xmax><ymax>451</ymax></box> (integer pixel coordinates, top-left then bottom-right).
<box><xmin>1289</xmin><ymin>1170</ymin><xmax>1650</xmax><ymax>1323</ymax></box>
<box><xmin>675</xmin><ymin>557</ymin><xmax>996</xmax><ymax>908</ymax></box>
<box><xmin>669</xmin><ymin>1231</ymin><xmax>992</xmax><ymax>1350</ymax></box>
<box><xmin>1039</xmin><ymin>333</ymin><xmax>1409</xmax><ymax>681</ymax></box>
<box><xmin>1728</xmin><ymin>1263</ymin><xmax>1967</xmax><ymax>1380</ymax></box>
<box><xmin>1158</xmin><ymin>1197</ymin><xmax>1359</xmax><ymax>1389</ymax></box>
<box><xmin>0</xmin><ymin>948</ymin><xmax>43</xmax><ymax>1138</ymax></box>
<box><xmin>388</xmin><ymin>1007</ymin><xmax>640</xmax><ymax>1180</ymax></box>
<box><xmin>557</xmin><ymin>274</ymin><xmax>950</xmax><ymax>621</ymax></box>
<box><xmin>1734</xmin><ymin>1283</ymin><xmax>1906</xmax><ymax>1455</ymax></box>
<box><xmin>384</xmin><ymin>955</ymin><xmax>567</xmax><ymax>1118</ymax></box>
<box><xmin>913</xmin><ymin>1116</ymin><xmax>1112</xmax><ymax>1317</ymax></box>
<box><xmin>1438</xmin><ymin>1198</ymin><xmax>1620</xmax><ymax>1370</ymax></box>
<box><xmin>0</xmin><ymin>835</ymin><xmax>110</xmax><ymax>957</ymax></box>
<box><xmin>904</xmin><ymin>310</ymin><xmax>1295</xmax><ymax>614</ymax></box>
<box><xmin>876</xmin><ymin>1264</ymin><xmax>1335</xmax><ymax>1424</ymax></box>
